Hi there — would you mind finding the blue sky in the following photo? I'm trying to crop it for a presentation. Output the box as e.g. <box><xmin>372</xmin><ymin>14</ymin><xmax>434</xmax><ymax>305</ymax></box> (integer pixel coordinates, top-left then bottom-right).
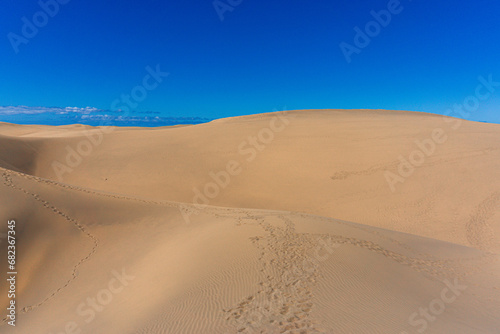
<box><xmin>1</xmin><ymin>0</ymin><xmax>499</xmax><ymax>125</ymax></box>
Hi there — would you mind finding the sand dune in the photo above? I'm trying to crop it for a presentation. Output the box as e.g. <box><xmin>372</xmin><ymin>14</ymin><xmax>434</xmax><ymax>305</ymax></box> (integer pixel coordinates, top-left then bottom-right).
<box><xmin>1</xmin><ymin>109</ymin><xmax>499</xmax><ymax>333</ymax></box>
<box><xmin>2</xmin><ymin>109</ymin><xmax>500</xmax><ymax>250</ymax></box>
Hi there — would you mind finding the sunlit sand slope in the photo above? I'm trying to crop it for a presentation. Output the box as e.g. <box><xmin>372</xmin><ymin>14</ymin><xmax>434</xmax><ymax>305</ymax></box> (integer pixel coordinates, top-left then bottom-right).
<box><xmin>1</xmin><ymin>109</ymin><xmax>499</xmax><ymax>251</ymax></box>
<box><xmin>0</xmin><ymin>169</ymin><xmax>499</xmax><ymax>333</ymax></box>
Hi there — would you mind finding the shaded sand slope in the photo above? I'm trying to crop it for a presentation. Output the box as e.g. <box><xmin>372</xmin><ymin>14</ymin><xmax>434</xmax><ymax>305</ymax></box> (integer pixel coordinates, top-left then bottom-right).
<box><xmin>0</xmin><ymin>169</ymin><xmax>499</xmax><ymax>333</ymax></box>
<box><xmin>0</xmin><ymin>109</ymin><xmax>499</xmax><ymax>251</ymax></box>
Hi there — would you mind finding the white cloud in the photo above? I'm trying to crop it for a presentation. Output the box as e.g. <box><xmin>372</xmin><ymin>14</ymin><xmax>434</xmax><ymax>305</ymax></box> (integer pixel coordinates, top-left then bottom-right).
<box><xmin>0</xmin><ymin>105</ymin><xmax>103</xmax><ymax>115</ymax></box>
<box><xmin>0</xmin><ymin>105</ymin><xmax>212</xmax><ymax>126</ymax></box>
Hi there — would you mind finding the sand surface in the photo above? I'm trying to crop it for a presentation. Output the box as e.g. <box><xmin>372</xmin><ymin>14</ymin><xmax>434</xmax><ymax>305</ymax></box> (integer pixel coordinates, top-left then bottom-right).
<box><xmin>0</xmin><ymin>109</ymin><xmax>499</xmax><ymax>333</ymax></box>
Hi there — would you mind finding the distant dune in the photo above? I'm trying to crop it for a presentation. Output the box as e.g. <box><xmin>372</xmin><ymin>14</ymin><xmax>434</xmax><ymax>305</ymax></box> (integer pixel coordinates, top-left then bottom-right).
<box><xmin>1</xmin><ymin>109</ymin><xmax>499</xmax><ymax>333</ymax></box>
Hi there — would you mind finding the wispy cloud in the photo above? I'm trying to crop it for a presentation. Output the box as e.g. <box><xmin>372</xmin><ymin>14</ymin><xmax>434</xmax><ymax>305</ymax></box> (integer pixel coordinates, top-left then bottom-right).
<box><xmin>0</xmin><ymin>106</ymin><xmax>100</xmax><ymax>115</ymax></box>
<box><xmin>0</xmin><ymin>106</ymin><xmax>212</xmax><ymax>126</ymax></box>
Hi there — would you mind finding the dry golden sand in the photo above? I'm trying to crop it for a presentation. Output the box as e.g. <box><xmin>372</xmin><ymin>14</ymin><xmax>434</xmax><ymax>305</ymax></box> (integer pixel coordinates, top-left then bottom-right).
<box><xmin>0</xmin><ymin>109</ymin><xmax>499</xmax><ymax>333</ymax></box>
